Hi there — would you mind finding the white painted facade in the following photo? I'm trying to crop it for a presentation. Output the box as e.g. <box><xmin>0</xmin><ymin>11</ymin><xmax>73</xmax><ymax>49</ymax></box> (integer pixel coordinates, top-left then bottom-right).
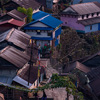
<box><xmin>26</xmin><ymin>30</ymin><xmax>51</xmax><ymax>38</ymax></box>
<box><xmin>30</xmin><ymin>22</ymin><xmax>49</xmax><ymax>27</ymax></box>
<box><xmin>36</xmin><ymin>40</ymin><xmax>50</xmax><ymax>47</ymax></box>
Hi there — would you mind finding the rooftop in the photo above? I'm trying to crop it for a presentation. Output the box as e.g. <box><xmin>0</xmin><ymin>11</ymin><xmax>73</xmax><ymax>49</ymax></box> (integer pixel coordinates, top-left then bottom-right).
<box><xmin>32</xmin><ymin>11</ymin><xmax>50</xmax><ymax>20</ymax></box>
<box><xmin>0</xmin><ymin>46</ymin><xmax>30</xmax><ymax>69</ymax></box>
<box><xmin>0</xmin><ymin>18</ymin><xmax>25</xmax><ymax>27</ymax></box>
<box><xmin>7</xmin><ymin>9</ymin><xmax>27</xmax><ymax>21</ymax></box>
<box><xmin>70</xmin><ymin>2</ymin><xmax>100</xmax><ymax>15</ymax></box>
<box><xmin>12</xmin><ymin>0</ymin><xmax>41</xmax><ymax>9</ymax></box>
<box><xmin>27</xmin><ymin>14</ymin><xmax>62</xmax><ymax>29</ymax></box>
<box><xmin>0</xmin><ymin>28</ymin><xmax>30</xmax><ymax>50</ymax></box>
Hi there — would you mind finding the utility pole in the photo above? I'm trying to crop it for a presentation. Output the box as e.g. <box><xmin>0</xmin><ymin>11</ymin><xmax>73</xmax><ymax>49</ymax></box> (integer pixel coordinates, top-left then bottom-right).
<box><xmin>37</xmin><ymin>44</ymin><xmax>41</xmax><ymax>87</ymax></box>
<box><xmin>28</xmin><ymin>39</ymin><xmax>33</xmax><ymax>86</ymax></box>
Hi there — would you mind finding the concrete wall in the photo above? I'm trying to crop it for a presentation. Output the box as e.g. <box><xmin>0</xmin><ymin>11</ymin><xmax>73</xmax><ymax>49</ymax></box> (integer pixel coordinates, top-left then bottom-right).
<box><xmin>85</xmin><ymin>24</ymin><xmax>98</xmax><ymax>33</ymax></box>
<box><xmin>60</xmin><ymin>15</ymin><xmax>85</xmax><ymax>31</ymax></box>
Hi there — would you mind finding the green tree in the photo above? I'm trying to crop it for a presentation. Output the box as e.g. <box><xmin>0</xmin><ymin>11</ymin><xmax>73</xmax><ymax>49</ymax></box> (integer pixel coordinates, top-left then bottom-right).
<box><xmin>39</xmin><ymin>74</ymin><xmax>84</xmax><ymax>100</ymax></box>
<box><xmin>27</xmin><ymin>8</ymin><xmax>33</xmax><ymax>23</ymax></box>
<box><xmin>17</xmin><ymin>7</ymin><xmax>33</xmax><ymax>23</ymax></box>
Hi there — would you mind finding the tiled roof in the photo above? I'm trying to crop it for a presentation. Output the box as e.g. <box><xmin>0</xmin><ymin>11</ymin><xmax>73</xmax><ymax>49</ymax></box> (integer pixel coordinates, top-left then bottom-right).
<box><xmin>0</xmin><ymin>28</ymin><xmax>30</xmax><ymax>50</ymax></box>
<box><xmin>7</xmin><ymin>9</ymin><xmax>27</xmax><ymax>21</ymax></box>
<box><xmin>0</xmin><ymin>46</ymin><xmax>30</xmax><ymax>69</ymax></box>
<box><xmin>78</xmin><ymin>17</ymin><xmax>100</xmax><ymax>26</ymax></box>
<box><xmin>12</xmin><ymin>0</ymin><xmax>41</xmax><ymax>9</ymax></box>
<box><xmin>70</xmin><ymin>2</ymin><xmax>100</xmax><ymax>15</ymax></box>
<box><xmin>0</xmin><ymin>19</ymin><xmax>25</xmax><ymax>27</ymax></box>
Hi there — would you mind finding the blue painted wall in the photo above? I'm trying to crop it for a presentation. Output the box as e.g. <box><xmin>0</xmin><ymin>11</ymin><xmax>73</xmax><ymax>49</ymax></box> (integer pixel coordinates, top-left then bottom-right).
<box><xmin>55</xmin><ymin>38</ymin><xmax>59</xmax><ymax>46</ymax></box>
<box><xmin>73</xmin><ymin>0</ymin><xmax>100</xmax><ymax>4</ymax></box>
<box><xmin>46</xmin><ymin>0</ymin><xmax>53</xmax><ymax>9</ymax></box>
<box><xmin>98</xmin><ymin>23</ymin><xmax>100</xmax><ymax>31</ymax></box>
<box><xmin>85</xmin><ymin>24</ymin><xmax>98</xmax><ymax>33</ymax></box>
<box><xmin>55</xmin><ymin>27</ymin><xmax>61</xmax><ymax>38</ymax></box>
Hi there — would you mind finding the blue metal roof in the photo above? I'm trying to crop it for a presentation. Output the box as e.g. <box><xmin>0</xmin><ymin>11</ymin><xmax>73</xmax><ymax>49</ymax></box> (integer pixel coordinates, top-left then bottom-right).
<box><xmin>24</xmin><ymin>15</ymin><xmax>62</xmax><ymax>29</ymax></box>
<box><xmin>32</xmin><ymin>11</ymin><xmax>51</xmax><ymax>20</ymax></box>
<box><xmin>39</xmin><ymin>15</ymin><xmax>62</xmax><ymax>28</ymax></box>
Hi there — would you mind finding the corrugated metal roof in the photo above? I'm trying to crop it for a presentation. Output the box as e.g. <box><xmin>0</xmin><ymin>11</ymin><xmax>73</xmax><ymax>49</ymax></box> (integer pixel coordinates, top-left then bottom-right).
<box><xmin>78</xmin><ymin>17</ymin><xmax>100</xmax><ymax>26</ymax></box>
<box><xmin>18</xmin><ymin>64</ymin><xmax>45</xmax><ymax>84</ymax></box>
<box><xmin>63</xmin><ymin>61</ymin><xmax>90</xmax><ymax>73</ymax></box>
<box><xmin>0</xmin><ymin>28</ymin><xmax>31</xmax><ymax>50</ymax></box>
<box><xmin>7</xmin><ymin>9</ymin><xmax>27</xmax><ymax>21</ymax></box>
<box><xmin>82</xmin><ymin>52</ymin><xmax>100</xmax><ymax>67</ymax></box>
<box><xmin>0</xmin><ymin>18</ymin><xmax>25</xmax><ymax>27</ymax></box>
<box><xmin>32</xmin><ymin>11</ymin><xmax>50</xmax><ymax>20</ymax></box>
<box><xmin>26</xmin><ymin>15</ymin><xmax>62</xmax><ymax>29</ymax></box>
<box><xmin>0</xmin><ymin>46</ymin><xmax>30</xmax><ymax>69</ymax></box>
<box><xmin>12</xmin><ymin>0</ymin><xmax>41</xmax><ymax>9</ymax></box>
<box><xmin>73</xmin><ymin>0</ymin><xmax>100</xmax><ymax>4</ymax></box>
<box><xmin>87</xmin><ymin>67</ymin><xmax>100</xmax><ymax>96</ymax></box>
<box><xmin>71</xmin><ymin>2</ymin><xmax>100</xmax><ymax>15</ymax></box>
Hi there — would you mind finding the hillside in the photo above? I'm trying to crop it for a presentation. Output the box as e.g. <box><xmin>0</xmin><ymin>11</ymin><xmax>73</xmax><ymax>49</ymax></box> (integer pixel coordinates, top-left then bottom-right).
<box><xmin>60</xmin><ymin>27</ymin><xmax>100</xmax><ymax>63</ymax></box>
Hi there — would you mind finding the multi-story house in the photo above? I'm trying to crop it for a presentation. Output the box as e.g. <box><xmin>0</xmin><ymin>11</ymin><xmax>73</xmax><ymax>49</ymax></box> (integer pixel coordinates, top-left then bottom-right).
<box><xmin>23</xmin><ymin>11</ymin><xmax>62</xmax><ymax>48</ymax></box>
<box><xmin>60</xmin><ymin>2</ymin><xmax>100</xmax><ymax>33</ymax></box>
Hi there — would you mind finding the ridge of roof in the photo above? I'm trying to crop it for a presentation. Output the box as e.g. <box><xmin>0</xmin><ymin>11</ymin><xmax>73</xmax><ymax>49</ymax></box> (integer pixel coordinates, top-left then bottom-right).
<box><xmin>39</xmin><ymin>14</ymin><xmax>50</xmax><ymax>21</ymax></box>
<box><xmin>8</xmin><ymin>12</ymin><xmax>23</xmax><ymax>21</ymax></box>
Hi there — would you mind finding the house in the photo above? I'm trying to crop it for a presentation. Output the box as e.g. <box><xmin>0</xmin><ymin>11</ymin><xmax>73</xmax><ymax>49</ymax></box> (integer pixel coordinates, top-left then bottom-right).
<box><xmin>81</xmin><ymin>51</ymin><xmax>100</xmax><ymax>68</ymax></box>
<box><xmin>0</xmin><ymin>19</ymin><xmax>25</xmax><ymax>33</ymax></box>
<box><xmin>0</xmin><ymin>46</ymin><xmax>30</xmax><ymax>85</ymax></box>
<box><xmin>13</xmin><ymin>64</ymin><xmax>45</xmax><ymax>89</ymax></box>
<box><xmin>0</xmin><ymin>28</ymin><xmax>39</xmax><ymax>63</ymax></box>
<box><xmin>60</xmin><ymin>2</ymin><xmax>100</xmax><ymax>33</ymax></box>
<box><xmin>0</xmin><ymin>28</ymin><xmax>30</xmax><ymax>51</ymax></box>
<box><xmin>0</xmin><ymin>46</ymin><xmax>40</xmax><ymax>100</ymax></box>
<box><xmin>0</xmin><ymin>9</ymin><xmax>27</xmax><ymax>22</ymax></box>
<box><xmin>73</xmin><ymin>0</ymin><xmax>100</xmax><ymax>4</ymax></box>
<box><xmin>63</xmin><ymin>61</ymin><xmax>90</xmax><ymax>73</ymax></box>
<box><xmin>87</xmin><ymin>67</ymin><xmax>100</xmax><ymax>99</ymax></box>
<box><xmin>46</xmin><ymin>0</ymin><xmax>53</xmax><ymax>9</ymax></box>
<box><xmin>23</xmin><ymin>11</ymin><xmax>62</xmax><ymax>49</ymax></box>
<box><xmin>2</xmin><ymin>0</ymin><xmax>41</xmax><ymax>12</ymax></box>
<box><xmin>36</xmin><ymin>0</ymin><xmax>53</xmax><ymax>9</ymax></box>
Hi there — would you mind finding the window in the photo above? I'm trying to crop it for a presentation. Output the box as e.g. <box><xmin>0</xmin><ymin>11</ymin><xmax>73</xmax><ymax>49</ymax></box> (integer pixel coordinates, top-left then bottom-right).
<box><xmin>92</xmin><ymin>13</ymin><xmax>94</xmax><ymax>17</ymax></box>
<box><xmin>37</xmin><ymin>30</ymin><xmax>41</xmax><ymax>35</ymax></box>
<box><xmin>48</xmin><ymin>32</ymin><xmax>52</xmax><ymax>36</ymax></box>
<box><xmin>97</xmin><ymin>12</ymin><xmax>99</xmax><ymax>16</ymax></box>
<box><xmin>65</xmin><ymin>22</ymin><xmax>67</xmax><ymax>24</ymax></box>
<box><xmin>82</xmin><ymin>15</ymin><xmax>84</xmax><ymax>19</ymax></box>
<box><xmin>90</xmin><ymin>25</ymin><xmax>92</xmax><ymax>30</ymax></box>
<box><xmin>86</xmin><ymin>14</ymin><xmax>89</xmax><ymax>18</ymax></box>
